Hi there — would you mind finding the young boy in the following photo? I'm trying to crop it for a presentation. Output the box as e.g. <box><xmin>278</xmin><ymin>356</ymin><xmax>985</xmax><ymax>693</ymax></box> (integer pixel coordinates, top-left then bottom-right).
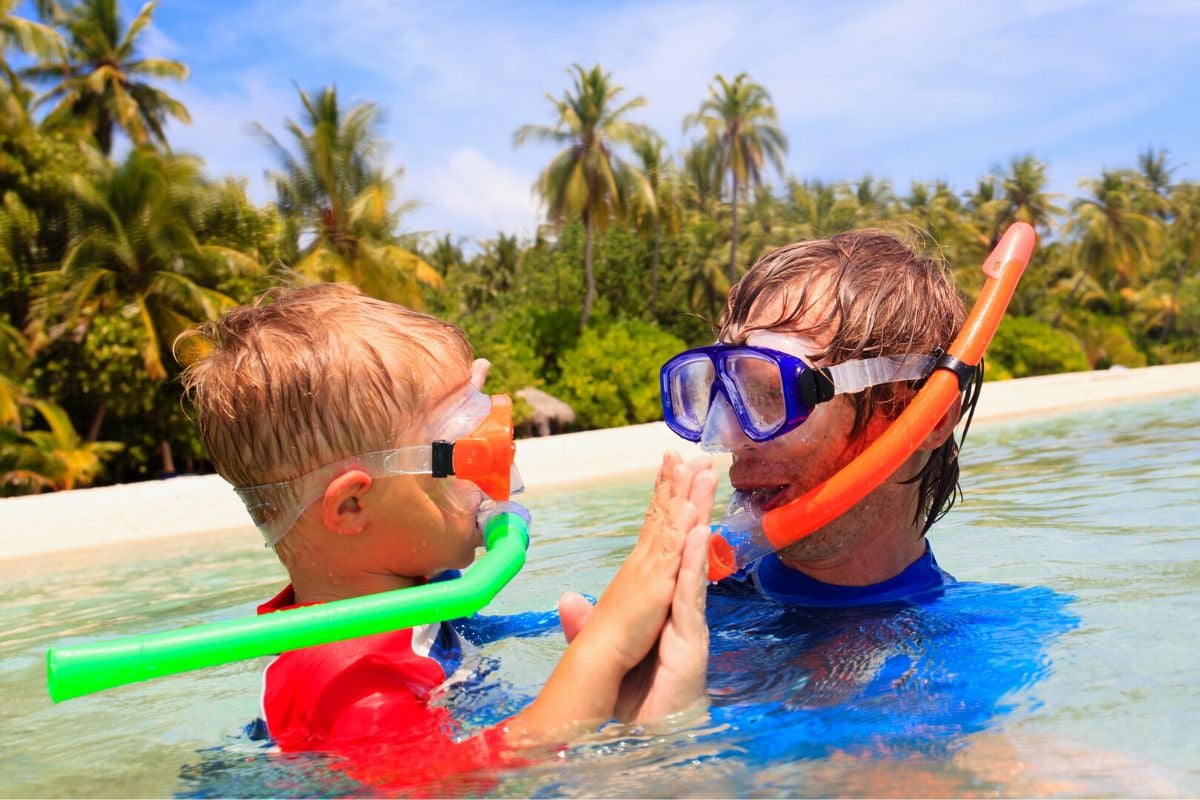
<box><xmin>177</xmin><ymin>283</ymin><xmax>716</xmax><ymax>774</ymax></box>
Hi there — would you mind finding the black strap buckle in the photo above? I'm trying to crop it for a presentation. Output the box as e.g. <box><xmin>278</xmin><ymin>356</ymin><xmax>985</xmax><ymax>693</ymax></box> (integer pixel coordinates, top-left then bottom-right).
<box><xmin>930</xmin><ymin>347</ymin><xmax>977</xmax><ymax>391</ymax></box>
<box><xmin>430</xmin><ymin>440</ymin><xmax>455</xmax><ymax>478</ymax></box>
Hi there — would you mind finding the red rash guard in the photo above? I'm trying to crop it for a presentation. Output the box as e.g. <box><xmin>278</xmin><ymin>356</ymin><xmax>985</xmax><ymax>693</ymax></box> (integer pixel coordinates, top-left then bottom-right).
<box><xmin>255</xmin><ymin>585</ymin><xmax>519</xmax><ymax>787</ymax></box>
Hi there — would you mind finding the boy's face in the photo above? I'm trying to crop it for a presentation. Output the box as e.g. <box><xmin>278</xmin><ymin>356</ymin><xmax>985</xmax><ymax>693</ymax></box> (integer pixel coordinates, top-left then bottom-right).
<box><xmin>367</xmin><ymin>360</ymin><xmax>493</xmax><ymax>578</ymax></box>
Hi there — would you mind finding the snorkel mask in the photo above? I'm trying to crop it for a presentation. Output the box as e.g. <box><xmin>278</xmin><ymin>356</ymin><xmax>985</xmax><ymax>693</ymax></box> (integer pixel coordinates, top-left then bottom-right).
<box><xmin>661</xmin><ymin>223</ymin><xmax>1037</xmax><ymax>581</ymax></box>
<box><xmin>235</xmin><ymin>389</ymin><xmax>523</xmax><ymax>547</ymax></box>
<box><xmin>661</xmin><ymin>335</ymin><xmax>937</xmax><ymax>453</ymax></box>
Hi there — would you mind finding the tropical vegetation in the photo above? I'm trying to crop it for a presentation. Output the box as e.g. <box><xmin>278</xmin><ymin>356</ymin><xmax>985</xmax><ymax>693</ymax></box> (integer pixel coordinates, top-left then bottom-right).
<box><xmin>1</xmin><ymin>2</ymin><xmax>1197</xmax><ymax>494</ymax></box>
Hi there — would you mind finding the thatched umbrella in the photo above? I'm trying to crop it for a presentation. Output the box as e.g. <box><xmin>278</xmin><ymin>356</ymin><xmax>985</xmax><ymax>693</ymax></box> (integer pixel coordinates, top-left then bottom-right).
<box><xmin>516</xmin><ymin>387</ymin><xmax>577</xmax><ymax>437</ymax></box>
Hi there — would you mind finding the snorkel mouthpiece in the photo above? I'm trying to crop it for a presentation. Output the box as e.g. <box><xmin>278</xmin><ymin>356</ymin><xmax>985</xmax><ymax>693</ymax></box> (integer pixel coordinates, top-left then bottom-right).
<box><xmin>705</xmin><ymin>222</ymin><xmax>1037</xmax><ymax>581</ymax></box>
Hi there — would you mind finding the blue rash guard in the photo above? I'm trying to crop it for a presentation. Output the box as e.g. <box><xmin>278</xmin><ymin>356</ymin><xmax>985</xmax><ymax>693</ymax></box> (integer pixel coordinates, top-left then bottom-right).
<box><xmin>717</xmin><ymin>544</ymin><xmax>954</xmax><ymax>607</ymax></box>
<box><xmin>704</xmin><ymin>543</ymin><xmax>1078</xmax><ymax>762</ymax></box>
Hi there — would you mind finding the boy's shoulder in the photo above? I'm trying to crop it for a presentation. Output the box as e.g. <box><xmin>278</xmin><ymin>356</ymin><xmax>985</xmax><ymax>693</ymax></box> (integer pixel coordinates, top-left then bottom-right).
<box><xmin>258</xmin><ymin>586</ymin><xmax>467</xmax><ymax>750</ymax></box>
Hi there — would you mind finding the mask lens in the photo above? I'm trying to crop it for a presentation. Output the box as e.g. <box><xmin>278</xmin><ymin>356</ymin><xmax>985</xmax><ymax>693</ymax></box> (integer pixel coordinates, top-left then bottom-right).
<box><xmin>726</xmin><ymin>351</ymin><xmax>787</xmax><ymax>437</ymax></box>
<box><xmin>429</xmin><ymin>388</ymin><xmax>492</xmax><ymax>441</ymax></box>
<box><xmin>428</xmin><ymin>476</ymin><xmax>486</xmax><ymax>516</ymax></box>
<box><xmin>669</xmin><ymin>356</ymin><xmax>716</xmax><ymax>437</ymax></box>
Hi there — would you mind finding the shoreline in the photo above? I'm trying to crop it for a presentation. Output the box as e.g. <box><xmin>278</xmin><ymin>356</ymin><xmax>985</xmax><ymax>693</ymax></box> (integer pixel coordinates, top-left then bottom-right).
<box><xmin>3</xmin><ymin>361</ymin><xmax>1200</xmax><ymax>562</ymax></box>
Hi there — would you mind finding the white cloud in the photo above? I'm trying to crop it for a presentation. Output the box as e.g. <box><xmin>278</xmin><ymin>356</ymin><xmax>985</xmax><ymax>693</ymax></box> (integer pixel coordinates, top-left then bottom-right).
<box><xmin>164</xmin><ymin>76</ymin><xmax>297</xmax><ymax>203</ymax></box>
<box><xmin>408</xmin><ymin>149</ymin><xmax>542</xmax><ymax>241</ymax></box>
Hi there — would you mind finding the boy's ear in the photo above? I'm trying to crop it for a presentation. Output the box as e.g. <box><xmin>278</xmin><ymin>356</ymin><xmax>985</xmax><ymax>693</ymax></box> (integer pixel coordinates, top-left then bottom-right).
<box><xmin>917</xmin><ymin>395</ymin><xmax>963</xmax><ymax>452</ymax></box>
<box><xmin>321</xmin><ymin>470</ymin><xmax>373</xmax><ymax>534</ymax></box>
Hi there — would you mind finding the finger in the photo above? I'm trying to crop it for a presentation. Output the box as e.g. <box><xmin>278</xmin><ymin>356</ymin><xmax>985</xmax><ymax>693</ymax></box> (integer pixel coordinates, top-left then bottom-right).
<box><xmin>667</xmin><ymin>463</ymin><xmax>701</xmax><ymax>534</ymax></box>
<box><xmin>639</xmin><ymin>451</ymin><xmax>685</xmax><ymax>544</ymax></box>
<box><xmin>557</xmin><ymin>591</ymin><xmax>595</xmax><ymax>644</ymax></box>
<box><xmin>687</xmin><ymin>468</ymin><xmax>721</xmax><ymax>525</ymax></box>
<box><xmin>671</xmin><ymin>524</ymin><xmax>711</xmax><ymax>642</ymax></box>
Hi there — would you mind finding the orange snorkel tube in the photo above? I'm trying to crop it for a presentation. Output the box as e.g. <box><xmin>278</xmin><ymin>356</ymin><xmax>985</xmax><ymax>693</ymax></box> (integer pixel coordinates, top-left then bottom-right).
<box><xmin>707</xmin><ymin>222</ymin><xmax>1037</xmax><ymax>581</ymax></box>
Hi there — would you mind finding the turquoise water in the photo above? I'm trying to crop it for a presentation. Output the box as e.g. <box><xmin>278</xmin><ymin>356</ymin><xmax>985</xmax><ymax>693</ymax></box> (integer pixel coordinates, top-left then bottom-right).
<box><xmin>1</xmin><ymin>393</ymin><xmax>1198</xmax><ymax>797</ymax></box>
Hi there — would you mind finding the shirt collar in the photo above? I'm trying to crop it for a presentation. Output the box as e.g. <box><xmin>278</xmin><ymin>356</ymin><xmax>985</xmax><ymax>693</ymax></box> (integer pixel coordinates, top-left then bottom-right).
<box><xmin>748</xmin><ymin>543</ymin><xmax>953</xmax><ymax>607</ymax></box>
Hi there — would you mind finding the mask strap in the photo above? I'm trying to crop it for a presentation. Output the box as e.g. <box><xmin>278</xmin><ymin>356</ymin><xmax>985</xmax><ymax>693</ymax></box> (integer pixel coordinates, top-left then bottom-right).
<box><xmin>825</xmin><ymin>354</ymin><xmax>937</xmax><ymax>395</ymax></box>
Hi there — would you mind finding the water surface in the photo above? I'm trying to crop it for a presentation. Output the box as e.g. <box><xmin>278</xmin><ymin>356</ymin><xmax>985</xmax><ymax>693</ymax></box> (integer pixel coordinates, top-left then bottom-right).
<box><xmin>2</xmin><ymin>394</ymin><xmax>1197</xmax><ymax>797</ymax></box>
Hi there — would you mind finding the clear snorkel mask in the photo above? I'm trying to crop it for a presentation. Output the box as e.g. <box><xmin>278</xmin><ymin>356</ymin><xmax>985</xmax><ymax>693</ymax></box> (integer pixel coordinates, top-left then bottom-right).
<box><xmin>234</xmin><ymin>387</ymin><xmax>524</xmax><ymax>547</ymax></box>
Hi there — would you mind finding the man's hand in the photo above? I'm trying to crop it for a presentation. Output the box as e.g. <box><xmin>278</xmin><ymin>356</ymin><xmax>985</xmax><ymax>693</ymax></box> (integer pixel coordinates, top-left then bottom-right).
<box><xmin>559</xmin><ymin>453</ymin><xmax>717</xmax><ymax>723</ymax></box>
<box><xmin>503</xmin><ymin>451</ymin><xmax>716</xmax><ymax>745</ymax></box>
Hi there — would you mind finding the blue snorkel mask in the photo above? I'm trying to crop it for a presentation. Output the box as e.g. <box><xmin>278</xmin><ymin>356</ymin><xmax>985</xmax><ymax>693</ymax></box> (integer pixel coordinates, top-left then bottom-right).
<box><xmin>660</xmin><ymin>332</ymin><xmax>936</xmax><ymax>453</ymax></box>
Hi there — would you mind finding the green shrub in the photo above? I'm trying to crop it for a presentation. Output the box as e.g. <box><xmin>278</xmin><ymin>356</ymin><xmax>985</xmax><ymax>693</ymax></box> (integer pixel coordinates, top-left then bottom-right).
<box><xmin>555</xmin><ymin>321</ymin><xmax>686</xmax><ymax>429</ymax></box>
<box><xmin>986</xmin><ymin>316</ymin><xmax>1091</xmax><ymax>380</ymax></box>
<box><xmin>1059</xmin><ymin>311</ymin><xmax>1148</xmax><ymax>369</ymax></box>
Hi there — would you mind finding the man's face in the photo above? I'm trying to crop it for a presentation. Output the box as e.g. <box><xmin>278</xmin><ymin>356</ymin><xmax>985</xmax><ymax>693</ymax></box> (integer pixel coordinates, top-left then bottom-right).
<box><xmin>722</xmin><ymin>290</ymin><xmax>919</xmax><ymax>565</ymax></box>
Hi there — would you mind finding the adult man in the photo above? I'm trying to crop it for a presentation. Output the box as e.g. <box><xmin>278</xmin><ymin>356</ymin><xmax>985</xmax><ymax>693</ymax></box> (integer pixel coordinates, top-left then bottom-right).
<box><xmin>662</xmin><ymin>230</ymin><xmax>972</xmax><ymax>600</ymax></box>
<box><xmin>652</xmin><ymin>228</ymin><xmax>1078</xmax><ymax>791</ymax></box>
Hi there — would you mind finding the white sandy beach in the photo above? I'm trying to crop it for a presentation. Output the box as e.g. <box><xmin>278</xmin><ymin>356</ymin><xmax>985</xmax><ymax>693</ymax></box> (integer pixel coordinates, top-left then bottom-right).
<box><xmin>3</xmin><ymin>361</ymin><xmax>1200</xmax><ymax>562</ymax></box>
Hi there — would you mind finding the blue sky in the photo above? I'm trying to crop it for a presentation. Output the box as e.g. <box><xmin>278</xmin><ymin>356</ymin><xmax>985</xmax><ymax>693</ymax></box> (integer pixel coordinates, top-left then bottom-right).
<box><xmin>126</xmin><ymin>0</ymin><xmax>1200</xmax><ymax>241</ymax></box>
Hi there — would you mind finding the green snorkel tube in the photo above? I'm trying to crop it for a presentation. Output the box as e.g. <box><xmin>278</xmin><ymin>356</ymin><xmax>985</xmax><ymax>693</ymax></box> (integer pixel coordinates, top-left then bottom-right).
<box><xmin>47</xmin><ymin>505</ymin><xmax>529</xmax><ymax>703</ymax></box>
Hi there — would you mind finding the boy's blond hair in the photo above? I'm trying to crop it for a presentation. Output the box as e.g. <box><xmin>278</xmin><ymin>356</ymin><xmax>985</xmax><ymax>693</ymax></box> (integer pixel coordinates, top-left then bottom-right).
<box><xmin>178</xmin><ymin>283</ymin><xmax>473</xmax><ymax>493</ymax></box>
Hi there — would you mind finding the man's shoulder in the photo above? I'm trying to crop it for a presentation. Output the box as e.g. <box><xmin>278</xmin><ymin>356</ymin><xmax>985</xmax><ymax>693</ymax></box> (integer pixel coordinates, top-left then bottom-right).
<box><xmin>711</xmin><ymin>545</ymin><xmax>953</xmax><ymax>608</ymax></box>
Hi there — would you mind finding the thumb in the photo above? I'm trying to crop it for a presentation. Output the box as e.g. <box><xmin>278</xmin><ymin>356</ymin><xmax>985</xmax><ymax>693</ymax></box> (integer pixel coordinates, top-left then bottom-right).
<box><xmin>558</xmin><ymin>591</ymin><xmax>595</xmax><ymax>643</ymax></box>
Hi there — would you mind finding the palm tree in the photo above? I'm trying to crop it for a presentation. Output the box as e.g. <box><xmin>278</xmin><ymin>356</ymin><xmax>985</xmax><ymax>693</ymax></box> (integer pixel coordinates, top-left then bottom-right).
<box><xmin>29</xmin><ymin>145</ymin><xmax>250</xmax><ymax>455</ymax></box>
<box><xmin>515</xmin><ymin>64</ymin><xmax>653</xmax><ymax>330</ymax></box>
<box><xmin>996</xmin><ymin>155</ymin><xmax>1066</xmax><ymax>237</ymax></box>
<box><xmin>258</xmin><ymin>85</ymin><xmax>441</xmax><ymax>307</ymax></box>
<box><xmin>673</xmin><ymin>215</ymin><xmax>730</xmax><ymax>320</ymax></box>
<box><xmin>1</xmin><ymin>0</ymin><xmax>64</xmax><ymax>90</ymax></box>
<box><xmin>787</xmin><ymin>178</ymin><xmax>859</xmax><ymax>239</ymax></box>
<box><xmin>852</xmin><ymin>174</ymin><xmax>896</xmax><ymax>226</ymax></box>
<box><xmin>680</xmin><ymin>137</ymin><xmax>723</xmax><ymax>215</ymax></box>
<box><xmin>1066</xmin><ymin>170</ymin><xmax>1165</xmax><ymax>290</ymax></box>
<box><xmin>685</xmin><ymin>73</ymin><xmax>788</xmax><ymax>285</ymax></box>
<box><xmin>25</xmin><ymin>0</ymin><xmax>189</xmax><ymax>154</ymax></box>
<box><xmin>629</xmin><ymin>130</ymin><xmax>682</xmax><ymax>318</ymax></box>
<box><xmin>1</xmin><ymin>399</ymin><xmax>121</xmax><ymax>492</ymax></box>
<box><xmin>1137</xmin><ymin>147</ymin><xmax>1177</xmax><ymax>220</ymax></box>
<box><xmin>1158</xmin><ymin>181</ymin><xmax>1200</xmax><ymax>341</ymax></box>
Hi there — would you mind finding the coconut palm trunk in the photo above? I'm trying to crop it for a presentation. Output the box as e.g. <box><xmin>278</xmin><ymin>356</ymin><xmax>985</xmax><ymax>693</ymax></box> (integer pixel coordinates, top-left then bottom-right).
<box><xmin>581</xmin><ymin>208</ymin><xmax>596</xmax><ymax>331</ymax></box>
<box><xmin>729</xmin><ymin>169</ymin><xmax>740</xmax><ymax>285</ymax></box>
<box><xmin>86</xmin><ymin>397</ymin><xmax>106</xmax><ymax>442</ymax></box>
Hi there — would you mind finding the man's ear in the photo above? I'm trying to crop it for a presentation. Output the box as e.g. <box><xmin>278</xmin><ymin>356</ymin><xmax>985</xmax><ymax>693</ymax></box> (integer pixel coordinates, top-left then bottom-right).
<box><xmin>918</xmin><ymin>395</ymin><xmax>963</xmax><ymax>452</ymax></box>
<box><xmin>321</xmin><ymin>470</ymin><xmax>373</xmax><ymax>534</ymax></box>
